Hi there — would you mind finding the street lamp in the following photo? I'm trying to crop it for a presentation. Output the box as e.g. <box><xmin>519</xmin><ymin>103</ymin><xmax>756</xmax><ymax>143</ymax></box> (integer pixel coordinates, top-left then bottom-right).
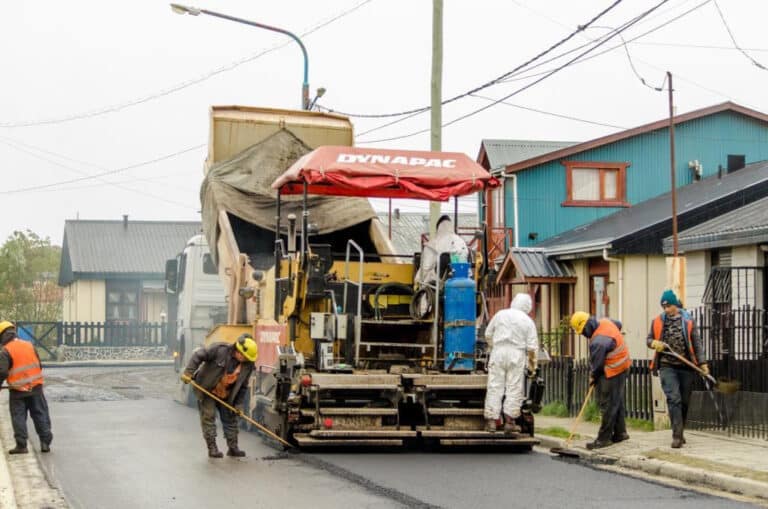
<box><xmin>170</xmin><ymin>3</ymin><xmax>310</xmax><ymax>110</ymax></box>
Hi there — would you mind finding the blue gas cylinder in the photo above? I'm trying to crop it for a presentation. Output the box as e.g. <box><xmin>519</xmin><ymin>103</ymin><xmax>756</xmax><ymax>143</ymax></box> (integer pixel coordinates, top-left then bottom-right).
<box><xmin>443</xmin><ymin>262</ymin><xmax>476</xmax><ymax>371</ymax></box>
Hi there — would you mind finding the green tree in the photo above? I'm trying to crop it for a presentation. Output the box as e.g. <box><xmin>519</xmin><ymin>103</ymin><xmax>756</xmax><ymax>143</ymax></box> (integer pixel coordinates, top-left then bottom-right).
<box><xmin>0</xmin><ymin>230</ymin><xmax>62</xmax><ymax>322</ymax></box>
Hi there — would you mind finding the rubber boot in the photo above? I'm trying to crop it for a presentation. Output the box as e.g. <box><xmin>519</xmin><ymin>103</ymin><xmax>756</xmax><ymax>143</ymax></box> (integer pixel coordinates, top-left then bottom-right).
<box><xmin>226</xmin><ymin>438</ymin><xmax>246</xmax><ymax>457</ymax></box>
<box><xmin>485</xmin><ymin>419</ymin><xmax>497</xmax><ymax>433</ymax></box>
<box><xmin>9</xmin><ymin>443</ymin><xmax>28</xmax><ymax>455</ymax></box>
<box><xmin>206</xmin><ymin>438</ymin><xmax>223</xmax><ymax>458</ymax></box>
<box><xmin>503</xmin><ymin>415</ymin><xmax>521</xmax><ymax>434</ymax></box>
<box><xmin>671</xmin><ymin>422</ymin><xmax>684</xmax><ymax>449</ymax></box>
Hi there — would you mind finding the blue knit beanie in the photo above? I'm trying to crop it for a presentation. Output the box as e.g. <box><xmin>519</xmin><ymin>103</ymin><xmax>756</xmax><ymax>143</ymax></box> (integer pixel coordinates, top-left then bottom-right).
<box><xmin>660</xmin><ymin>289</ymin><xmax>682</xmax><ymax>307</ymax></box>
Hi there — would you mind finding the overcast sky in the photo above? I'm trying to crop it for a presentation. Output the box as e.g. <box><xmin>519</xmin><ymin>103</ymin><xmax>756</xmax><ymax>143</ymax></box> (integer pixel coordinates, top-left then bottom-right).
<box><xmin>2</xmin><ymin>0</ymin><xmax>767</xmax><ymax>245</ymax></box>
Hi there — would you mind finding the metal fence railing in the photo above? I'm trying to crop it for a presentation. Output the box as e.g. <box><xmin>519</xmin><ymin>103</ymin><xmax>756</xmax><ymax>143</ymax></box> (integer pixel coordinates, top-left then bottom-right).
<box><xmin>15</xmin><ymin>321</ymin><xmax>170</xmax><ymax>349</ymax></box>
<box><xmin>540</xmin><ymin>356</ymin><xmax>653</xmax><ymax>421</ymax></box>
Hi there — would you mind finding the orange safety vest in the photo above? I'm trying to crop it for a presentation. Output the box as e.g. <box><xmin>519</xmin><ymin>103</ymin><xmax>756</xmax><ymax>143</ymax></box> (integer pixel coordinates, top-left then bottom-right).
<box><xmin>650</xmin><ymin>314</ymin><xmax>696</xmax><ymax>370</ymax></box>
<box><xmin>212</xmin><ymin>363</ymin><xmax>241</xmax><ymax>399</ymax></box>
<box><xmin>4</xmin><ymin>339</ymin><xmax>44</xmax><ymax>392</ymax></box>
<box><xmin>591</xmin><ymin>319</ymin><xmax>631</xmax><ymax>378</ymax></box>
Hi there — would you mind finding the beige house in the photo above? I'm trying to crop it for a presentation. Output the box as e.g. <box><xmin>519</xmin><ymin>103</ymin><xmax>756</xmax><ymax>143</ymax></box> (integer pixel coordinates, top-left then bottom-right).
<box><xmin>514</xmin><ymin>160</ymin><xmax>768</xmax><ymax>359</ymax></box>
<box><xmin>58</xmin><ymin>217</ymin><xmax>201</xmax><ymax>324</ymax></box>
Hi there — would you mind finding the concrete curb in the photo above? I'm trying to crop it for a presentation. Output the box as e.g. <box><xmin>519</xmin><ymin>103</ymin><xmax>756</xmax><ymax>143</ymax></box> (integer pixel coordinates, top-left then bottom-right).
<box><xmin>0</xmin><ymin>396</ymin><xmax>18</xmax><ymax>509</ymax></box>
<box><xmin>537</xmin><ymin>433</ymin><xmax>768</xmax><ymax>501</ymax></box>
<box><xmin>42</xmin><ymin>360</ymin><xmax>173</xmax><ymax>368</ymax></box>
<box><xmin>616</xmin><ymin>454</ymin><xmax>768</xmax><ymax>501</ymax></box>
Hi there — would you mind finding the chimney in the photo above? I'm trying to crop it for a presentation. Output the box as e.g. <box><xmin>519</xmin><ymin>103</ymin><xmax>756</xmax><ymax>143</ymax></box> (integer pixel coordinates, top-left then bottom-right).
<box><xmin>123</xmin><ymin>214</ymin><xmax>128</xmax><ymax>230</ymax></box>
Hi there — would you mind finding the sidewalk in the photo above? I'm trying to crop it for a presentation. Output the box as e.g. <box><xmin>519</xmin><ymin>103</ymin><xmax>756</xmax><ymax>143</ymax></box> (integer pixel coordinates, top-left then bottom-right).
<box><xmin>536</xmin><ymin>415</ymin><xmax>768</xmax><ymax>502</ymax></box>
<box><xmin>0</xmin><ymin>391</ymin><xmax>68</xmax><ymax>509</ymax></box>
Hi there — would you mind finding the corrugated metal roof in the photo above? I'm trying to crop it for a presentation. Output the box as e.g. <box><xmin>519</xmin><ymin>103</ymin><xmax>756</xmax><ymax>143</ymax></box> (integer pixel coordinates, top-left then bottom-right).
<box><xmin>504</xmin><ymin>102</ymin><xmax>768</xmax><ymax>173</ymax></box>
<box><xmin>479</xmin><ymin>139</ymin><xmax>577</xmax><ymax>171</ymax></box>
<box><xmin>663</xmin><ymin>195</ymin><xmax>768</xmax><ymax>253</ymax></box>
<box><xmin>376</xmin><ymin>212</ymin><xmax>478</xmax><ymax>255</ymax></box>
<box><xmin>537</xmin><ymin>160</ymin><xmax>768</xmax><ymax>255</ymax></box>
<box><xmin>512</xmin><ymin>248</ymin><xmax>575</xmax><ymax>279</ymax></box>
<box><xmin>59</xmin><ymin>220</ymin><xmax>202</xmax><ymax>284</ymax></box>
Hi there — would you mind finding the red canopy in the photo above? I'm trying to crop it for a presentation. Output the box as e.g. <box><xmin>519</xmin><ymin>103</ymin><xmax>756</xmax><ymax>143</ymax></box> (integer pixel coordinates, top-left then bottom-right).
<box><xmin>271</xmin><ymin>146</ymin><xmax>499</xmax><ymax>201</ymax></box>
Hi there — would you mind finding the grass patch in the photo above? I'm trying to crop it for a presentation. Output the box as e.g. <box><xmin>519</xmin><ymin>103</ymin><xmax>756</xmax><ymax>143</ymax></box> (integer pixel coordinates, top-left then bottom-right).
<box><xmin>583</xmin><ymin>400</ymin><xmax>601</xmax><ymax>423</ymax></box>
<box><xmin>536</xmin><ymin>426</ymin><xmax>578</xmax><ymax>439</ymax></box>
<box><xmin>540</xmin><ymin>400</ymin><xmax>569</xmax><ymax>418</ymax></box>
<box><xmin>644</xmin><ymin>449</ymin><xmax>768</xmax><ymax>483</ymax></box>
<box><xmin>626</xmin><ymin>418</ymin><xmax>654</xmax><ymax>432</ymax></box>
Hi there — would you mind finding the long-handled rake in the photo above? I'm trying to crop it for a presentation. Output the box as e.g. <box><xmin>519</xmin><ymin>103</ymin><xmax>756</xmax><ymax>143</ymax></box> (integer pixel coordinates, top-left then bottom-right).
<box><xmin>550</xmin><ymin>384</ymin><xmax>595</xmax><ymax>459</ymax></box>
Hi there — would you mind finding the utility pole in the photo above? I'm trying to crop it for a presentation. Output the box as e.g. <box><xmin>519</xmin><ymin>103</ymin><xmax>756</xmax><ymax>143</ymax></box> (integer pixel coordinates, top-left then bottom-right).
<box><xmin>668</xmin><ymin>71</ymin><xmax>678</xmax><ymax>257</ymax></box>
<box><xmin>429</xmin><ymin>0</ymin><xmax>443</xmax><ymax>236</ymax></box>
<box><xmin>666</xmin><ymin>71</ymin><xmax>686</xmax><ymax>305</ymax></box>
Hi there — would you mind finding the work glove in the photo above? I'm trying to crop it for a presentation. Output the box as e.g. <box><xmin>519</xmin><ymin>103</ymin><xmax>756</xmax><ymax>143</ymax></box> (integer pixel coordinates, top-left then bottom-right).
<box><xmin>650</xmin><ymin>340</ymin><xmax>666</xmax><ymax>353</ymax></box>
<box><xmin>700</xmin><ymin>363</ymin><xmax>710</xmax><ymax>376</ymax></box>
<box><xmin>588</xmin><ymin>376</ymin><xmax>596</xmax><ymax>388</ymax></box>
<box><xmin>526</xmin><ymin>350</ymin><xmax>537</xmax><ymax>376</ymax></box>
<box><xmin>180</xmin><ymin>373</ymin><xmax>192</xmax><ymax>384</ymax></box>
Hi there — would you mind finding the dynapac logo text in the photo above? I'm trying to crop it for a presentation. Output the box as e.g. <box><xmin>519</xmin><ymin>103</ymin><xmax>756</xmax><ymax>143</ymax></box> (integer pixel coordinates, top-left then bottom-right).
<box><xmin>337</xmin><ymin>153</ymin><xmax>456</xmax><ymax>168</ymax></box>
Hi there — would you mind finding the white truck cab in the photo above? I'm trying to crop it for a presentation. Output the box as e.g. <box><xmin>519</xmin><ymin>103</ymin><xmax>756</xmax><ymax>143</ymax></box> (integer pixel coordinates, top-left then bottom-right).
<box><xmin>165</xmin><ymin>234</ymin><xmax>226</xmax><ymax>377</ymax></box>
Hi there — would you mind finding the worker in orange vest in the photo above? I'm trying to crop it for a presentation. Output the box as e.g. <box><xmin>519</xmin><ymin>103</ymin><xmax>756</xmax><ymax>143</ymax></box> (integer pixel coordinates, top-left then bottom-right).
<box><xmin>647</xmin><ymin>289</ymin><xmax>708</xmax><ymax>448</ymax></box>
<box><xmin>0</xmin><ymin>321</ymin><xmax>53</xmax><ymax>454</ymax></box>
<box><xmin>570</xmin><ymin>312</ymin><xmax>631</xmax><ymax>450</ymax></box>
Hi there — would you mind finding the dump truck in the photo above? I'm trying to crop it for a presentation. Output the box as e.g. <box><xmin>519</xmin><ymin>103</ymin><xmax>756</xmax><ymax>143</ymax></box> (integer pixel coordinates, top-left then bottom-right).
<box><xmin>191</xmin><ymin>105</ymin><xmax>540</xmax><ymax>449</ymax></box>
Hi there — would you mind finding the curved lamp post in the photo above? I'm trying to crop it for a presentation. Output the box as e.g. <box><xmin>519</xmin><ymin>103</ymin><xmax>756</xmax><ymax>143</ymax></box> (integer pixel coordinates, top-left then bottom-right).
<box><xmin>171</xmin><ymin>3</ymin><xmax>310</xmax><ymax>110</ymax></box>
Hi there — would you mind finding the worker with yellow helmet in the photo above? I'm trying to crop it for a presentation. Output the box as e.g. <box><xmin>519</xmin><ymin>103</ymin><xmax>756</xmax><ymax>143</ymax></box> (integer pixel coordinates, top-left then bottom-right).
<box><xmin>570</xmin><ymin>311</ymin><xmax>631</xmax><ymax>450</ymax></box>
<box><xmin>181</xmin><ymin>333</ymin><xmax>258</xmax><ymax>458</ymax></box>
<box><xmin>0</xmin><ymin>320</ymin><xmax>53</xmax><ymax>455</ymax></box>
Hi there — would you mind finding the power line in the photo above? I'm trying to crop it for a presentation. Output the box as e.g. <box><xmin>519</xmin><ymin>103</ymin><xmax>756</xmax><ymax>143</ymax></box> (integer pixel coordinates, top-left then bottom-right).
<box><xmin>319</xmin><ymin>0</ymin><xmax>627</xmax><ymax>119</ymax></box>
<box><xmin>712</xmin><ymin>0</ymin><xmax>767</xmax><ymax>70</ymax></box>
<box><xmin>2</xmin><ymin>143</ymin><xmax>206</xmax><ymax>195</ymax></box>
<box><xmin>0</xmin><ymin>0</ymin><xmax>374</xmax><ymax>129</ymax></box>
<box><xmin>632</xmin><ymin>41</ymin><xmax>768</xmax><ymax>52</ymax></box>
<box><xmin>468</xmin><ymin>94</ymin><xmax>627</xmax><ymax>129</ymax></box>
<box><xmin>355</xmin><ymin>0</ymin><xmax>671</xmax><ymax>145</ymax></box>
<box><xmin>355</xmin><ymin>0</ymin><xmax>711</xmax><ymax>139</ymax></box>
<box><xmin>0</xmin><ymin>137</ymin><xmax>199</xmax><ymax>207</ymax></box>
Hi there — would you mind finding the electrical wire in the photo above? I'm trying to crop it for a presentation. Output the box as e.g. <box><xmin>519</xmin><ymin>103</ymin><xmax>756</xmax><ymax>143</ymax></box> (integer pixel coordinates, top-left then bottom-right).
<box><xmin>712</xmin><ymin>0</ymin><xmax>767</xmax><ymax>70</ymax></box>
<box><xmin>354</xmin><ymin>0</ymin><xmax>711</xmax><ymax>139</ymax></box>
<box><xmin>355</xmin><ymin>0</ymin><xmax>672</xmax><ymax>144</ymax></box>
<box><xmin>318</xmin><ymin>0</ymin><xmax>627</xmax><ymax>119</ymax></box>
<box><xmin>0</xmin><ymin>0</ymin><xmax>374</xmax><ymax>128</ymax></box>
<box><xmin>2</xmin><ymin>143</ymin><xmax>206</xmax><ymax>195</ymax></box>
<box><xmin>0</xmin><ymin>138</ymin><xmax>199</xmax><ymax>207</ymax></box>
<box><xmin>467</xmin><ymin>94</ymin><xmax>627</xmax><ymax>129</ymax></box>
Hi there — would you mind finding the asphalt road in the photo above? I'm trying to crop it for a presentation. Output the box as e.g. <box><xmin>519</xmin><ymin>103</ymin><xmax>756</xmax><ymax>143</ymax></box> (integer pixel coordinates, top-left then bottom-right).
<box><xmin>38</xmin><ymin>366</ymin><xmax>759</xmax><ymax>509</ymax></box>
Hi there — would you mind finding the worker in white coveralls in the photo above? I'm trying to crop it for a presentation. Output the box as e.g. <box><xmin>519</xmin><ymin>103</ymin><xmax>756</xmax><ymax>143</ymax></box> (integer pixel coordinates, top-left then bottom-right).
<box><xmin>483</xmin><ymin>293</ymin><xmax>539</xmax><ymax>433</ymax></box>
<box><xmin>415</xmin><ymin>215</ymin><xmax>469</xmax><ymax>287</ymax></box>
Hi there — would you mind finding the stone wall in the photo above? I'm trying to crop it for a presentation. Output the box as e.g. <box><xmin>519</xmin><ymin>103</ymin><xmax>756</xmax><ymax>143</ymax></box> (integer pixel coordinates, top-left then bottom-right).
<box><xmin>58</xmin><ymin>346</ymin><xmax>170</xmax><ymax>362</ymax></box>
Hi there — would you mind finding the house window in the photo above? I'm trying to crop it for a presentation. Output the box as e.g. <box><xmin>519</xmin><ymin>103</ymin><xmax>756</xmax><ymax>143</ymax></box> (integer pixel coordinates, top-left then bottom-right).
<box><xmin>491</xmin><ymin>184</ymin><xmax>504</xmax><ymax>228</ymax></box>
<box><xmin>563</xmin><ymin>161</ymin><xmax>629</xmax><ymax>207</ymax></box>
<box><xmin>106</xmin><ymin>280</ymin><xmax>139</xmax><ymax>322</ymax></box>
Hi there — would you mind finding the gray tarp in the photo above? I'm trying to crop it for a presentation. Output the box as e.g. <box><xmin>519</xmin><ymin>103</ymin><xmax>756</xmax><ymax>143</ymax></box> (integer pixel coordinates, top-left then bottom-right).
<box><xmin>201</xmin><ymin>129</ymin><xmax>376</xmax><ymax>265</ymax></box>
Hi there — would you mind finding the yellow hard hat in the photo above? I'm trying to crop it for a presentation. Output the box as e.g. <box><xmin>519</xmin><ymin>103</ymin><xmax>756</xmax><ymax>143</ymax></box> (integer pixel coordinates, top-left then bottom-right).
<box><xmin>570</xmin><ymin>311</ymin><xmax>590</xmax><ymax>335</ymax></box>
<box><xmin>235</xmin><ymin>334</ymin><xmax>258</xmax><ymax>362</ymax></box>
<box><xmin>0</xmin><ymin>321</ymin><xmax>15</xmax><ymax>336</ymax></box>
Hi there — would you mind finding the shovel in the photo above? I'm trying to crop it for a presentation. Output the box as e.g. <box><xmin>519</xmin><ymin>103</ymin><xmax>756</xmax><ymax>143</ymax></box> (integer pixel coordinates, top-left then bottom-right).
<box><xmin>659</xmin><ymin>344</ymin><xmax>740</xmax><ymax>394</ymax></box>
<box><xmin>189</xmin><ymin>379</ymin><xmax>295</xmax><ymax>450</ymax></box>
<box><xmin>551</xmin><ymin>384</ymin><xmax>595</xmax><ymax>458</ymax></box>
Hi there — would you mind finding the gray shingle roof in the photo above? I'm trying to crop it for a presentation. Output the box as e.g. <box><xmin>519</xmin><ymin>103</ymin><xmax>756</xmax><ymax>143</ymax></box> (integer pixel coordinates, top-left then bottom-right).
<box><xmin>480</xmin><ymin>139</ymin><xmax>577</xmax><ymax>171</ymax></box>
<box><xmin>663</xmin><ymin>195</ymin><xmax>768</xmax><ymax>253</ymax></box>
<box><xmin>376</xmin><ymin>212</ymin><xmax>478</xmax><ymax>255</ymax></box>
<box><xmin>59</xmin><ymin>220</ymin><xmax>202</xmax><ymax>286</ymax></box>
<box><xmin>537</xmin><ymin>160</ymin><xmax>768</xmax><ymax>256</ymax></box>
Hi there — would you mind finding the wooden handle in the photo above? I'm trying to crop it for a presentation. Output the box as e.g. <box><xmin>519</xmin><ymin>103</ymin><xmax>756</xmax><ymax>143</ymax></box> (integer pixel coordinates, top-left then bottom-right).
<box><xmin>191</xmin><ymin>380</ymin><xmax>294</xmax><ymax>449</ymax></box>
<box><xmin>661</xmin><ymin>344</ymin><xmax>716</xmax><ymax>384</ymax></box>
<box><xmin>565</xmin><ymin>384</ymin><xmax>595</xmax><ymax>448</ymax></box>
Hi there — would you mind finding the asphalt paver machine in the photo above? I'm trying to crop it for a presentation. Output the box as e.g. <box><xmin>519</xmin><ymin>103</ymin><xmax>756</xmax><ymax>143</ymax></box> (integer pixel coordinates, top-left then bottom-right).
<box><xmin>246</xmin><ymin>145</ymin><xmax>540</xmax><ymax>449</ymax></box>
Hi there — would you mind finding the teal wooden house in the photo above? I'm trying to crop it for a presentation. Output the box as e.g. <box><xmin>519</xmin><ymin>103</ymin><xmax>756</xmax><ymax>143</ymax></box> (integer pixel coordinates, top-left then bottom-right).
<box><xmin>477</xmin><ymin>102</ymin><xmax>768</xmax><ymax>250</ymax></box>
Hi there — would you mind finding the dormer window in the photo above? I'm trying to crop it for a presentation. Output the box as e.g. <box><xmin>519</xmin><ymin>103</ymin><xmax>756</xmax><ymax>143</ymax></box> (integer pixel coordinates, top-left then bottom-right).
<box><xmin>563</xmin><ymin>161</ymin><xmax>630</xmax><ymax>207</ymax></box>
